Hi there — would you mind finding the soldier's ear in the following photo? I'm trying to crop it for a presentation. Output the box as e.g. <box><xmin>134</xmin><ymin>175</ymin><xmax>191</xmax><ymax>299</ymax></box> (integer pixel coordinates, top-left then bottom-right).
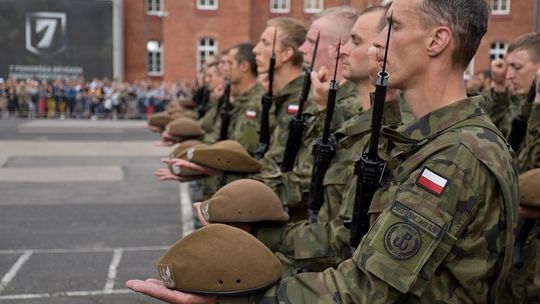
<box><xmin>238</xmin><ymin>60</ymin><xmax>250</xmax><ymax>73</ymax></box>
<box><xmin>426</xmin><ymin>26</ymin><xmax>452</xmax><ymax>58</ymax></box>
<box><xmin>278</xmin><ymin>46</ymin><xmax>295</xmax><ymax>64</ymax></box>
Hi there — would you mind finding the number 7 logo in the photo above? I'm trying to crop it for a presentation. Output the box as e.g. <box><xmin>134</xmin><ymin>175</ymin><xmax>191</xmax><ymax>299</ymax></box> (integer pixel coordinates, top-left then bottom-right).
<box><xmin>26</xmin><ymin>12</ymin><xmax>66</xmax><ymax>56</ymax></box>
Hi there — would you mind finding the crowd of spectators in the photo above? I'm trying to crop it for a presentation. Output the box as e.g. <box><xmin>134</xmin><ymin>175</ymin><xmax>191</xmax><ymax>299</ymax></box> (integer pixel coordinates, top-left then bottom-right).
<box><xmin>0</xmin><ymin>77</ymin><xmax>193</xmax><ymax>120</ymax></box>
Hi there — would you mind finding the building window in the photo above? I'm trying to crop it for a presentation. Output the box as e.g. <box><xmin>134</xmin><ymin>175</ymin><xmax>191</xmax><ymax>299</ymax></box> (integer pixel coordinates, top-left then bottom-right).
<box><xmin>147</xmin><ymin>40</ymin><xmax>163</xmax><ymax>76</ymax></box>
<box><xmin>492</xmin><ymin>0</ymin><xmax>510</xmax><ymax>15</ymax></box>
<box><xmin>146</xmin><ymin>0</ymin><xmax>164</xmax><ymax>15</ymax></box>
<box><xmin>490</xmin><ymin>41</ymin><xmax>508</xmax><ymax>61</ymax></box>
<box><xmin>270</xmin><ymin>0</ymin><xmax>290</xmax><ymax>13</ymax></box>
<box><xmin>304</xmin><ymin>0</ymin><xmax>323</xmax><ymax>13</ymax></box>
<box><xmin>197</xmin><ymin>0</ymin><xmax>218</xmax><ymax>10</ymax></box>
<box><xmin>197</xmin><ymin>37</ymin><xmax>218</xmax><ymax>71</ymax></box>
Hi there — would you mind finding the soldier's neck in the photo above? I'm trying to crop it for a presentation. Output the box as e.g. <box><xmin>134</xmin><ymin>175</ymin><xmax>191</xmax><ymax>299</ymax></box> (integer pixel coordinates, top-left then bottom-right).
<box><xmin>404</xmin><ymin>69</ymin><xmax>467</xmax><ymax>118</ymax></box>
<box><xmin>232</xmin><ymin>76</ymin><xmax>258</xmax><ymax>98</ymax></box>
<box><xmin>357</xmin><ymin>79</ymin><xmax>374</xmax><ymax>111</ymax></box>
<box><xmin>273</xmin><ymin>65</ymin><xmax>303</xmax><ymax>93</ymax></box>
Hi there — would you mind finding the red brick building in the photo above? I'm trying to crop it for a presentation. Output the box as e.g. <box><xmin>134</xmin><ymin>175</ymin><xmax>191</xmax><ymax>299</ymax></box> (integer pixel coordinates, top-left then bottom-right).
<box><xmin>123</xmin><ymin>0</ymin><xmax>540</xmax><ymax>82</ymax></box>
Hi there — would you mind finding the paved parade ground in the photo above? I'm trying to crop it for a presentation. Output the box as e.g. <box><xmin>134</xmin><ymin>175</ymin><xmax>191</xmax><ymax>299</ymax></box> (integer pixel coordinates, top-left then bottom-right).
<box><xmin>0</xmin><ymin>119</ymin><xmax>192</xmax><ymax>303</ymax></box>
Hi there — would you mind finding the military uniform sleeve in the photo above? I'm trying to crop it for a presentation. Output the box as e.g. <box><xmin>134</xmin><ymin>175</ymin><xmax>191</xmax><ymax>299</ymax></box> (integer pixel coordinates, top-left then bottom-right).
<box><xmin>273</xmin><ymin>143</ymin><xmax>504</xmax><ymax>303</ymax></box>
<box><xmin>518</xmin><ymin>104</ymin><xmax>540</xmax><ymax>171</ymax></box>
<box><xmin>489</xmin><ymin>89</ymin><xmax>512</xmax><ymax>137</ymax></box>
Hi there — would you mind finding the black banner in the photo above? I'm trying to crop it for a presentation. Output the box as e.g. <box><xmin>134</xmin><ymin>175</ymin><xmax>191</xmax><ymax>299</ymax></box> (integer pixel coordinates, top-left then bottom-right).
<box><xmin>0</xmin><ymin>0</ymin><xmax>113</xmax><ymax>80</ymax></box>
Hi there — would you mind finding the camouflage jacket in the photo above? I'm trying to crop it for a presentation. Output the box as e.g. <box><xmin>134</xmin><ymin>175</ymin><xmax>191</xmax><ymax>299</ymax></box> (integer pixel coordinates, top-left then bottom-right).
<box><xmin>259</xmin><ymin>75</ymin><xmax>306</xmax><ymax>167</ymax></box>
<box><xmin>259</xmin><ymin>96</ymin><xmax>518</xmax><ymax>303</ymax></box>
<box><xmin>517</xmin><ymin>103</ymin><xmax>540</xmax><ymax>173</ymax></box>
<box><xmin>489</xmin><ymin>89</ymin><xmax>522</xmax><ymax>138</ymax></box>
<box><xmin>199</xmin><ymin>99</ymin><xmax>220</xmax><ymax>135</ymax></box>
<box><xmin>255</xmin><ymin>81</ymin><xmax>359</xmax><ymax>214</ymax></box>
<box><xmin>272</xmin><ymin>97</ymin><xmax>405</xmax><ymax>277</ymax></box>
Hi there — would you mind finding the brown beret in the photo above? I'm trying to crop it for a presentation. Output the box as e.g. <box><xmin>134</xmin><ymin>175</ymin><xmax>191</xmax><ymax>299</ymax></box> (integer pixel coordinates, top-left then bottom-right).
<box><xmin>168</xmin><ymin>142</ymin><xmax>210</xmax><ymax>177</ymax></box>
<box><xmin>165</xmin><ymin>117</ymin><xmax>206</xmax><ymax>138</ymax></box>
<box><xmin>201</xmin><ymin>179</ymin><xmax>289</xmax><ymax>223</ymax></box>
<box><xmin>148</xmin><ymin>111</ymin><xmax>185</xmax><ymax>129</ymax></box>
<box><xmin>157</xmin><ymin>224</ymin><xmax>282</xmax><ymax>295</ymax></box>
<box><xmin>188</xmin><ymin>140</ymin><xmax>262</xmax><ymax>173</ymax></box>
<box><xmin>519</xmin><ymin>168</ymin><xmax>540</xmax><ymax>208</ymax></box>
<box><xmin>169</xmin><ymin>140</ymin><xmax>205</xmax><ymax>158</ymax></box>
<box><xmin>178</xmin><ymin>98</ymin><xmax>196</xmax><ymax>109</ymax></box>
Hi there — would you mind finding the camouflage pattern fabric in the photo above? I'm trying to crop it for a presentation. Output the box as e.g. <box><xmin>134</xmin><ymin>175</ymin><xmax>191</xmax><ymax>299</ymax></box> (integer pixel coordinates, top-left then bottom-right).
<box><xmin>517</xmin><ymin>104</ymin><xmax>540</xmax><ymax>172</ymax></box>
<box><xmin>259</xmin><ymin>76</ymin><xmax>306</xmax><ymax>167</ymax></box>
<box><xmin>255</xmin><ymin>81</ymin><xmax>359</xmax><ymax>217</ymax></box>
<box><xmin>261</xmin><ymin>97</ymin><xmax>518</xmax><ymax>303</ymax></box>
<box><xmin>489</xmin><ymin>89</ymin><xmax>522</xmax><ymax>138</ymax></box>
<box><xmin>199</xmin><ymin>99</ymin><xmax>220</xmax><ymax>135</ymax></box>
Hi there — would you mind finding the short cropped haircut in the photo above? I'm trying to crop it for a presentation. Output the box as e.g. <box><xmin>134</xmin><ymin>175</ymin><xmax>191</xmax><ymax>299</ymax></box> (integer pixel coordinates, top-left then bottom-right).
<box><xmin>267</xmin><ymin>17</ymin><xmax>307</xmax><ymax>67</ymax></box>
<box><xmin>312</xmin><ymin>6</ymin><xmax>358</xmax><ymax>39</ymax></box>
<box><xmin>361</xmin><ymin>5</ymin><xmax>388</xmax><ymax>32</ymax></box>
<box><xmin>232</xmin><ymin>43</ymin><xmax>257</xmax><ymax>77</ymax></box>
<box><xmin>418</xmin><ymin>0</ymin><xmax>490</xmax><ymax>69</ymax></box>
<box><xmin>507</xmin><ymin>33</ymin><xmax>540</xmax><ymax>63</ymax></box>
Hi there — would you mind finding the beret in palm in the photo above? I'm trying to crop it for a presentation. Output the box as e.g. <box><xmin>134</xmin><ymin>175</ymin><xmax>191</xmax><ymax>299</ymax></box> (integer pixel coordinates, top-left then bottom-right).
<box><xmin>165</xmin><ymin>117</ymin><xmax>206</xmax><ymax>138</ymax></box>
<box><xmin>156</xmin><ymin>224</ymin><xmax>282</xmax><ymax>295</ymax></box>
<box><xmin>200</xmin><ymin>179</ymin><xmax>289</xmax><ymax>223</ymax></box>
<box><xmin>148</xmin><ymin>111</ymin><xmax>184</xmax><ymax>129</ymax></box>
<box><xmin>186</xmin><ymin>140</ymin><xmax>261</xmax><ymax>173</ymax></box>
<box><xmin>168</xmin><ymin>141</ymin><xmax>210</xmax><ymax>177</ymax></box>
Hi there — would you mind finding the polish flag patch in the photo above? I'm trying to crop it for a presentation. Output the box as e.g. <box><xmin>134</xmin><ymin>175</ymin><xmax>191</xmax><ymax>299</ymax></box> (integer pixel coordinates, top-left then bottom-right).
<box><xmin>245</xmin><ymin>110</ymin><xmax>257</xmax><ymax>119</ymax></box>
<box><xmin>416</xmin><ymin>167</ymin><xmax>448</xmax><ymax>197</ymax></box>
<box><xmin>287</xmin><ymin>104</ymin><xmax>299</xmax><ymax>115</ymax></box>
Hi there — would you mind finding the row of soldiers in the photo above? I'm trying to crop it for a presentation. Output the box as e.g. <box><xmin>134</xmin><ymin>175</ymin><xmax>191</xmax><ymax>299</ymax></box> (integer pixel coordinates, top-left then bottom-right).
<box><xmin>126</xmin><ymin>0</ymin><xmax>540</xmax><ymax>303</ymax></box>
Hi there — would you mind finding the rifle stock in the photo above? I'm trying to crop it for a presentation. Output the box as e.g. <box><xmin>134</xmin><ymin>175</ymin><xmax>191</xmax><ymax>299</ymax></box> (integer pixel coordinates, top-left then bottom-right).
<box><xmin>306</xmin><ymin>39</ymin><xmax>340</xmax><ymax>223</ymax></box>
<box><xmin>350</xmin><ymin>15</ymin><xmax>393</xmax><ymax>249</ymax></box>
<box><xmin>255</xmin><ymin>27</ymin><xmax>278</xmax><ymax>160</ymax></box>
<box><xmin>219</xmin><ymin>81</ymin><xmax>232</xmax><ymax>140</ymax></box>
<box><xmin>281</xmin><ymin>32</ymin><xmax>320</xmax><ymax>171</ymax></box>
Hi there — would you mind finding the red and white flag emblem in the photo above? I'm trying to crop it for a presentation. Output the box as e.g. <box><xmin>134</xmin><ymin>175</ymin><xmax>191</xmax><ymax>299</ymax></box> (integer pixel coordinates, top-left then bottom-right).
<box><xmin>416</xmin><ymin>167</ymin><xmax>448</xmax><ymax>196</ymax></box>
<box><xmin>245</xmin><ymin>110</ymin><xmax>257</xmax><ymax>119</ymax></box>
<box><xmin>287</xmin><ymin>104</ymin><xmax>299</xmax><ymax>115</ymax></box>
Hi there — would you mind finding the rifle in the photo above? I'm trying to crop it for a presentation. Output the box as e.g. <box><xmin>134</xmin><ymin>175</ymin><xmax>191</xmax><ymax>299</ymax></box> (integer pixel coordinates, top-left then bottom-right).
<box><xmin>281</xmin><ymin>32</ymin><xmax>321</xmax><ymax>172</ymax></box>
<box><xmin>219</xmin><ymin>81</ymin><xmax>232</xmax><ymax>140</ymax></box>
<box><xmin>349</xmin><ymin>15</ymin><xmax>393</xmax><ymax>249</ymax></box>
<box><xmin>507</xmin><ymin>79</ymin><xmax>537</xmax><ymax>153</ymax></box>
<box><xmin>306</xmin><ymin>39</ymin><xmax>341</xmax><ymax>224</ymax></box>
<box><xmin>195</xmin><ymin>86</ymin><xmax>210</xmax><ymax>119</ymax></box>
<box><xmin>255</xmin><ymin>26</ymin><xmax>278</xmax><ymax>160</ymax></box>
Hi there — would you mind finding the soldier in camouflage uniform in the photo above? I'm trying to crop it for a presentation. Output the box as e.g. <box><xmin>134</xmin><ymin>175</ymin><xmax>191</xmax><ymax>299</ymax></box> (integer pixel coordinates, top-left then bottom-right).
<box><xmin>126</xmin><ymin>1</ymin><xmax>518</xmax><ymax>303</ymax></box>
<box><xmin>489</xmin><ymin>33</ymin><xmax>540</xmax><ymax>139</ymax></box>
<box><xmin>254</xmin><ymin>6</ymin><xmax>359</xmax><ymax>220</ymax></box>
<box><xmin>253</xmin><ymin>18</ymin><xmax>307</xmax><ymax>166</ymax></box>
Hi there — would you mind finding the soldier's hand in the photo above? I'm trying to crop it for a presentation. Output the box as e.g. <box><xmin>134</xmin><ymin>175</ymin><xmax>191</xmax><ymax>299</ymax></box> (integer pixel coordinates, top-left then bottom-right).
<box><xmin>167</xmin><ymin>158</ymin><xmax>224</xmax><ymax>176</ymax></box>
<box><xmin>193</xmin><ymin>202</ymin><xmax>211</xmax><ymax>226</ymax></box>
<box><xmin>126</xmin><ymin>279</ymin><xmax>217</xmax><ymax>304</ymax></box>
<box><xmin>161</xmin><ymin>131</ymin><xmax>184</xmax><ymax>144</ymax></box>
<box><xmin>491</xmin><ymin>58</ymin><xmax>508</xmax><ymax>92</ymax></box>
<box><xmin>145</xmin><ymin>125</ymin><xmax>162</xmax><ymax>133</ymax></box>
<box><xmin>154</xmin><ymin>140</ymin><xmax>175</xmax><ymax>147</ymax></box>
<box><xmin>155</xmin><ymin>168</ymin><xmax>194</xmax><ymax>182</ymax></box>
<box><xmin>311</xmin><ymin>66</ymin><xmax>331</xmax><ymax>110</ymax></box>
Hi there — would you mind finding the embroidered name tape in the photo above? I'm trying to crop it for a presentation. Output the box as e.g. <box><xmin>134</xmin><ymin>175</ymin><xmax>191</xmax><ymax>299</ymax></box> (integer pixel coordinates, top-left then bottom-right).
<box><xmin>287</xmin><ymin>104</ymin><xmax>299</xmax><ymax>115</ymax></box>
<box><xmin>416</xmin><ymin>167</ymin><xmax>448</xmax><ymax>197</ymax></box>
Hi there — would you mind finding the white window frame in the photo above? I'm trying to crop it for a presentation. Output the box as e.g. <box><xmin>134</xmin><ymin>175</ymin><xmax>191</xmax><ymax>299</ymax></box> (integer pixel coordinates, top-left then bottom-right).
<box><xmin>147</xmin><ymin>40</ymin><xmax>164</xmax><ymax>76</ymax></box>
<box><xmin>270</xmin><ymin>0</ymin><xmax>290</xmax><ymax>13</ymax></box>
<box><xmin>303</xmin><ymin>0</ymin><xmax>324</xmax><ymax>13</ymax></box>
<box><xmin>490</xmin><ymin>41</ymin><xmax>508</xmax><ymax>61</ymax></box>
<box><xmin>492</xmin><ymin>0</ymin><xmax>510</xmax><ymax>15</ymax></box>
<box><xmin>197</xmin><ymin>37</ymin><xmax>218</xmax><ymax>71</ymax></box>
<box><xmin>197</xmin><ymin>0</ymin><xmax>219</xmax><ymax>10</ymax></box>
<box><xmin>146</xmin><ymin>0</ymin><xmax>164</xmax><ymax>16</ymax></box>
<box><xmin>464</xmin><ymin>58</ymin><xmax>474</xmax><ymax>80</ymax></box>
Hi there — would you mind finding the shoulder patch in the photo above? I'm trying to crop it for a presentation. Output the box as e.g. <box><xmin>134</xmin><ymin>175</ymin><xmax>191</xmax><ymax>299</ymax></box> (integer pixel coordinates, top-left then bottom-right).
<box><xmin>384</xmin><ymin>222</ymin><xmax>421</xmax><ymax>260</ymax></box>
<box><xmin>415</xmin><ymin>167</ymin><xmax>448</xmax><ymax>197</ymax></box>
